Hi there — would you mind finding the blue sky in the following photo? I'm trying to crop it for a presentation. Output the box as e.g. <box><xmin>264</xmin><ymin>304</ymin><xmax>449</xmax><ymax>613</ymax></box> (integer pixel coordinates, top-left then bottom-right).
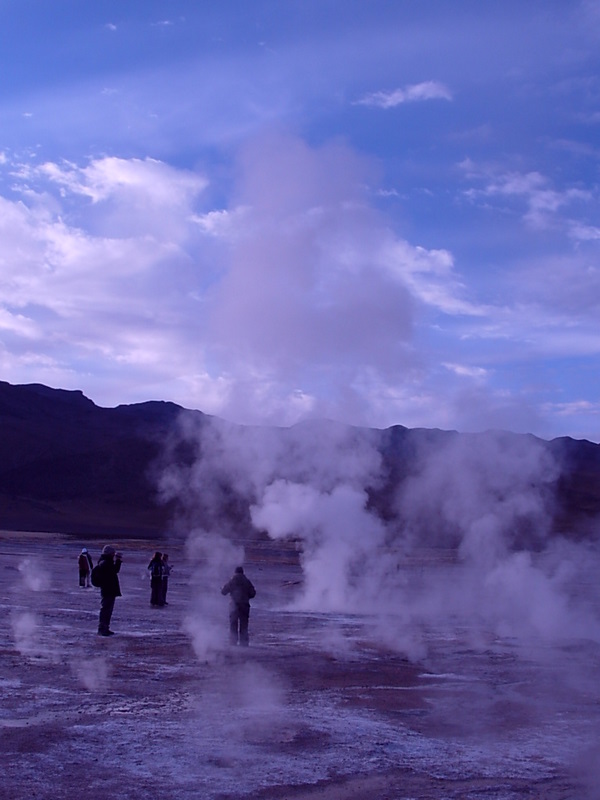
<box><xmin>1</xmin><ymin>1</ymin><xmax>599</xmax><ymax>440</ymax></box>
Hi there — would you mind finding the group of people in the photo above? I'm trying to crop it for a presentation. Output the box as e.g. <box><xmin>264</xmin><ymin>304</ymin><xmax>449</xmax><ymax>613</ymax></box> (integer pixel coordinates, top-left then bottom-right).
<box><xmin>79</xmin><ymin>545</ymin><xmax>256</xmax><ymax>645</ymax></box>
<box><xmin>77</xmin><ymin>548</ymin><xmax>94</xmax><ymax>587</ymax></box>
<box><xmin>147</xmin><ymin>551</ymin><xmax>172</xmax><ymax>607</ymax></box>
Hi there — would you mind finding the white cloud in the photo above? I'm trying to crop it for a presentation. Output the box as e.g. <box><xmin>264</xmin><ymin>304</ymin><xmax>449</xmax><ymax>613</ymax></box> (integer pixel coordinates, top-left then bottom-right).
<box><xmin>381</xmin><ymin>240</ymin><xmax>485</xmax><ymax>316</ymax></box>
<box><xmin>461</xmin><ymin>164</ymin><xmax>592</xmax><ymax>229</ymax></box>
<box><xmin>443</xmin><ymin>362</ymin><xmax>489</xmax><ymax>379</ymax></box>
<box><xmin>191</xmin><ymin>208</ymin><xmax>241</xmax><ymax>237</ymax></box>
<box><xmin>0</xmin><ymin>136</ymin><xmax>485</xmax><ymax>425</ymax></box>
<box><xmin>0</xmin><ymin>308</ymin><xmax>39</xmax><ymax>338</ymax></box>
<box><xmin>0</xmin><ymin>2</ymin><xmax>599</xmax><ymax>443</ymax></box>
<box><xmin>0</xmin><ymin>136</ymin><xmax>595</xmax><ymax>436</ymax></box>
<box><xmin>456</xmin><ymin>298</ymin><xmax>600</xmax><ymax>361</ymax></box>
<box><xmin>547</xmin><ymin>400</ymin><xmax>600</xmax><ymax>417</ymax></box>
<box><xmin>569</xmin><ymin>222</ymin><xmax>600</xmax><ymax>241</ymax></box>
<box><xmin>0</xmin><ymin>156</ymin><xmax>214</xmax><ymax>399</ymax></box>
<box><xmin>38</xmin><ymin>156</ymin><xmax>206</xmax><ymax>207</ymax></box>
<box><xmin>356</xmin><ymin>80</ymin><xmax>453</xmax><ymax>108</ymax></box>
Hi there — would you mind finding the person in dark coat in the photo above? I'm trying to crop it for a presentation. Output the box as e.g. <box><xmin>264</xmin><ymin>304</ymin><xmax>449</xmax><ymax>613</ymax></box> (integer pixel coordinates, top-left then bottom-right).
<box><xmin>148</xmin><ymin>552</ymin><xmax>164</xmax><ymax>607</ymax></box>
<box><xmin>221</xmin><ymin>566</ymin><xmax>256</xmax><ymax>646</ymax></box>
<box><xmin>95</xmin><ymin>545</ymin><xmax>122</xmax><ymax>636</ymax></box>
<box><xmin>78</xmin><ymin>547</ymin><xmax>93</xmax><ymax>588</ymax></box>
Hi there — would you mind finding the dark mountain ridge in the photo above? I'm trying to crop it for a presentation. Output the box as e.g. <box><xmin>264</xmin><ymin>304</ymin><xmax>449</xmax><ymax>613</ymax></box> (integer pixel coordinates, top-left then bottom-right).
<box><xmin>1</xmin><ymin>380</ymin><xmax>599</xmax><ymax>540</ymax></box>
<box><xmin>0</xmin><ymin>381</ymin><xmax>183</xmax><ymax>536</ymax></box>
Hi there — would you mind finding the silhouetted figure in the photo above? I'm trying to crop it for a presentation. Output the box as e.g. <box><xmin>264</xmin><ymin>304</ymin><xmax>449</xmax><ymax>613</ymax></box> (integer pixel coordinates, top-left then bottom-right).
<box><xmin>148</xmin><ymin>551</ymin><xmax>164</xmax><ymax>606</ymax></box>
<box><xmin>221</xmin><ymin>566</ymin><xmax>256</xmax><ymax>646</ymax></box>
<box><xmin>161</xmin><ymin>553</ymin><xmax>172</xmax><ymax>605</ymax></box>
<box><xmin>78</xmin><ymin>547</ymin><xmax>93</xmax><ymax>588</ymax></box>
<box><xmin>93</xmin><ymin>546</ymin><xmax>122</xmax><ymax>636</ymax></box>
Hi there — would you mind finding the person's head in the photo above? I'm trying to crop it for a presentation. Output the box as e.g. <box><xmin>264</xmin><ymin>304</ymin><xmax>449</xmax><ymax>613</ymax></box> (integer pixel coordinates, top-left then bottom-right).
<box><xmin>102</xmin><ymin>545</ymin><xmax>115</xmax><ymax>559</ymax></box>
<box><xmin>154</xmin><ymin>551</ymin><xmax>162</xmax><ymax>560</ymax></box>
<box><xmin>162</xmin><ymin>553</ymin><xmax>168</xmax><ymax>561</ymax></box>
<box><xmin>235</xmin><ymin>566</ymin><xmax>244</xmax><ymax>575</ymax></box>
<box><xmin>81</xmin><ymin>548</ymin><xmax>87</xmax><ymax>554</ymax></box>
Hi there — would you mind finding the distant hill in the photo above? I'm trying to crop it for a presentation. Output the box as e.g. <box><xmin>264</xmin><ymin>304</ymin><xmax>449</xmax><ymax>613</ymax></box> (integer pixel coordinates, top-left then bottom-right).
<box><xmin>0</xmin><ymin>381</ymin><xmax>184</xmax><ymax>536</ymax></box>
<box><xmin>1</xmin><ymin>380</ymin><xmax>599</xmax><ymax>540</ymax></box>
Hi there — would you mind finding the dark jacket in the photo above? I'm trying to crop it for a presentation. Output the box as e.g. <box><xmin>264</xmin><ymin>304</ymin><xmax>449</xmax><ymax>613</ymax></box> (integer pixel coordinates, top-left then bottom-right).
<box><xmin>148</xmin><ymin>556</ymin><xmax>163</xmax><ymax>582</ymax></box>
<box><xmin>78</xmin><ymin>553</ymin><xmax>91</xmax><ymax>573</ymax></box>
<box><xmin>221</xmin><ymin>573</ymin><xmax>256</xmax><ymax>606</ymax></box>
<box><xmin>96</xmin><ymin>555</ymin><xmax>122</xmax><ymax>598</ymax></box>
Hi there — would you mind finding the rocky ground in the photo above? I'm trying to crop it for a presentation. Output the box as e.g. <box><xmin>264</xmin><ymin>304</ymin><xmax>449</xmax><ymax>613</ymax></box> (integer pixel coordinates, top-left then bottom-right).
<box><xmin>1</xmin><ymin>531</ymin><xmax>599</xmax><ymax>800</ymax></box>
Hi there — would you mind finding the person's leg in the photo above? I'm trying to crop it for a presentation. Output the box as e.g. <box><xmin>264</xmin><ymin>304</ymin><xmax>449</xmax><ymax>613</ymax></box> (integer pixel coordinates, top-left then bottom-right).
<box><xmin>150</xmin><ymin>578</ymin><xmax>163</xmax><ymax>606</ymax></box>
<box><xmin>162</xmin><ymin>578</ymin><xmax>168</xmax><ymax>604</ymax></box>
<box><xmin>98</xmin><ymin>595</ymin><xmax>115</xmax><ymax>634</ymax></box>
<box><xmin>239</xmin><ymin>604</ymin><xmax>250</xmax><ymax>646</ymax></box>
<box><xmin>229</xmin><ymin>606</ymin><xmax>240</xmax><ymax>645</ymax></box>
<box><xmin>79</xmin><ymin>571</ymin><xmax>85</xmax><ymax>587</ymax></box>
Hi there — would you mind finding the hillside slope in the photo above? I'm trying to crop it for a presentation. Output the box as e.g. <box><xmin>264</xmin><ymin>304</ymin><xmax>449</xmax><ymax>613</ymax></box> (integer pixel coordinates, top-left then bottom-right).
<box><xmin>1</xmin><ymin>380</ymin><xmax>599</xmax><ymax>539</ymax></box>
<box><xmin>0</xmin><ymin>381</ymin><xmax>184</xmax><ymax>536</ymax></box>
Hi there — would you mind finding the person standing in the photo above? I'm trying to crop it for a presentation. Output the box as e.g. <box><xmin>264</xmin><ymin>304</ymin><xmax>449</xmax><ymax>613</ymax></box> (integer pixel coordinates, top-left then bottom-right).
<box><xmin>94</xmin><ymin>545</ymin><xmax>122</xmax><ymax>636</ymax></box>
<box><xmin>221</xmin><ymin>566</ymin><xmax>256</xmax><ymax>646</ymax></box>
<box><xmin>161</xmin><ymin>553</ymin><xmax>172</xmax><ymax>605</ymax></box>
<box><xmin>78</xmin><ymin>547</ymin><xmax>93</xmax><ymax>588</ymax></box>
<box><xmin>148</xmin><ymin>551</ymin><xmax>164</xmax><ymax>607</ymax></box>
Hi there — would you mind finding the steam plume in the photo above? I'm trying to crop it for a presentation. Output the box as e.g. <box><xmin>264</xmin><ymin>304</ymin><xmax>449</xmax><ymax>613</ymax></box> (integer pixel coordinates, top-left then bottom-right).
<box><xmin>160</xmin><ymin>415</ymin><xmax>600</xmax><ymax>657</ymax></box>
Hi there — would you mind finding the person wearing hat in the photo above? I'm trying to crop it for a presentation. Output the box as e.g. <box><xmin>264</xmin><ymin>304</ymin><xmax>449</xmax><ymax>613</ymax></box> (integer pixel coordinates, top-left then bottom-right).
<box><xmin>221</xmin><ymin>566</ymin><xmax>256</xmax><ymax>646</ymax></box>
<box><xmin>94</xmin><ymin>545</ymin><xmax>123</xmax><ymax>636</ymax></box>
<box><xmin>78</xmin><ymin>547</ymin><xmax>93</xmax><ymax>588</ymax></box>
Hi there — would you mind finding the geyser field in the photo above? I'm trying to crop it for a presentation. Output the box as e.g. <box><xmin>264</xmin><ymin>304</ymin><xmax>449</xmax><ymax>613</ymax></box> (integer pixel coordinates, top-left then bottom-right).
<box><xmin>1</xmin><ymin>531</ymin><xmax>600</xmax><ymax>800</ymax></box>
<box><xmin>2</xmin><ymin>419</ymin><xmax>600</xmax><ymax>798</ymax></box>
